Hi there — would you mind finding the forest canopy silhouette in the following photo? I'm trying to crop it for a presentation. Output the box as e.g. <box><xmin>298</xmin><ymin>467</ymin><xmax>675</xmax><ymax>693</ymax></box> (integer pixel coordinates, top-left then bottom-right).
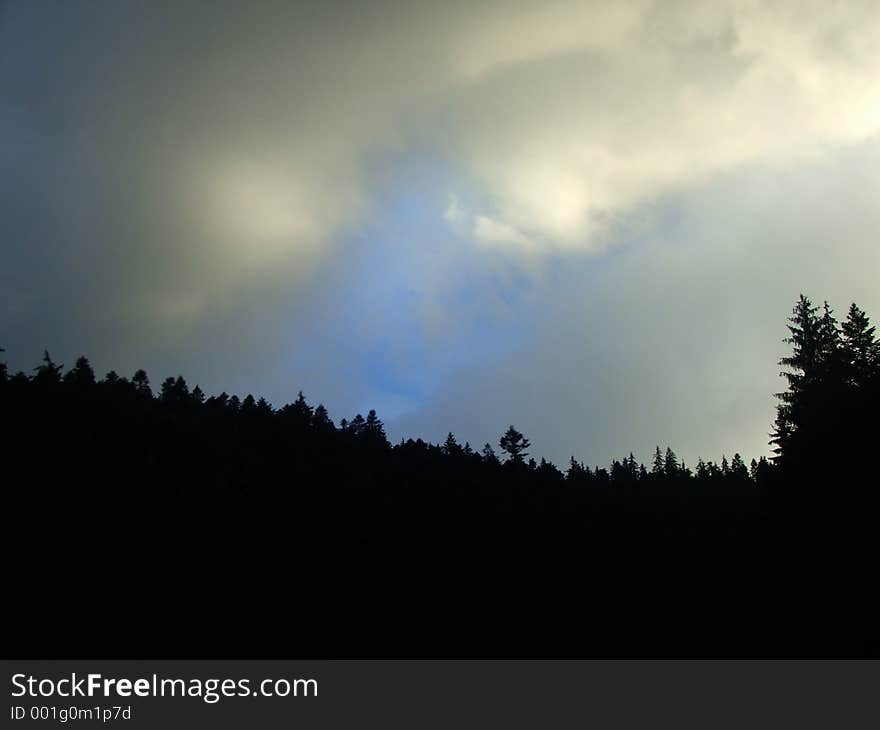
<box><xmin>3</xmin><ymin>294</ymin><xmax>878</xmax><ymax>658</ymax></box>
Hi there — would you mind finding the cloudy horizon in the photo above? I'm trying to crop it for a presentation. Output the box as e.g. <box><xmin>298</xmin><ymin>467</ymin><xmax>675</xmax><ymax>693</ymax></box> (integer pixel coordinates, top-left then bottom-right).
<box><xmin>3</xmin><ymin>0</ymin><xmax>880</xmax><ymax>468</ymax></box>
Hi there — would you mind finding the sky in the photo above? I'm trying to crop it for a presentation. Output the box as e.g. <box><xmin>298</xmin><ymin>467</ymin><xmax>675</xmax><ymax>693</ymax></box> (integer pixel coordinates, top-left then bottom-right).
<box><xmin>3</xmin><ymin>0</ymin><xmax>880</xmax><ymax>468</ymax></box>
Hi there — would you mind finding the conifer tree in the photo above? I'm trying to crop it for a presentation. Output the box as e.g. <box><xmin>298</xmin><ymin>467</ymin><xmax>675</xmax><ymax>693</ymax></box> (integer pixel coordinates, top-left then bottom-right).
<box><xmin>773</xmin><ymin>295</ymin><xmax>825</xmax><ymax>459</ymax></box>
<box><xmin>499</xmin><ymin>425</ymin><xmax>530</xmax><ymax>463</ymax></box>
<box><xmin>482</xmin><ymin>443</ymin><xmax>499</xmax><ymax>464</ymax></box>
<box><xmin>664</xmin><ymin>447</ymin><xmax>679</xmax><ymax>477</ymax></box>
<box><xmin>288</xmin><ymin>391</ymin><xmax>313</xmax><ymax>424</ymax></box>
<box><xmin>443</xmin><ymin>432</ymin><xmax>462</xmax><ymax>456</ymax></box>
<box><xmin>730</xmin><ymin>453</ymin><xmax>748</xmax><ymax>480</ymax></box>
<box><xmin>348</xmin><ymin>413</ymin><xmax>365</xmax><ymax>436</ymax></box>
<box><xmin>363</xmin><ymin>410</ymin><xmax>388</xmax><ymax>447</ymax></box>
<box><xmin>651</xmin><ymin>446</ymin><xmax>664</xmax><ymax>475</ymax></box>
<box><xmin>841</xmin><ymin>303</ymin><xmax>879</xmax><ymax>387</ymax></box>
<box><xmin>33</xmin><ymin>350</ymin><xmax>63</xmax><ymax>385</ymax></box>
<box><xmin>311</xmin><ymin>404</ymin><xmax>334</xmax><ymax>432</ymax></box>
<box><xmin>696</xmin><ymin>457</ymin><xmax>709</xmax><ymax>480</ymax></box>
<box><xmin>64</xmin><ymin>356</ymin><xmax>95</xmax><ymax>387</ymax></box>
<box><xmin>132</xmin><ymin>369</ymin><xmax>151</xmax><ymax>397</ymax></box>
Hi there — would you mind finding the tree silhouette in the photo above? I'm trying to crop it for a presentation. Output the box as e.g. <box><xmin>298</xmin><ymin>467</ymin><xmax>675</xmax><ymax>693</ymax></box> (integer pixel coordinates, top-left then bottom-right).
<box><xmin>64</xmin><ymin>356</ymin><xmax>95</xmax><ymax>387</ymax></box>
<box><xmin>841</xmin><ymin>303</ymin><xmax>879</xmax><ymax>387</ymax></box>
<box><xmin>443</xmin><ymin>432</ymin><xmax>462</xmax><ymax>457</ymax></box>
<box><xmin>651</xmin><ymin>446</ymin><xmax>664</xmax><ymax>475</ymax></box>
<box><xmin>664</xmin><ymin>447</ymin><xmax>679</xmax><ymax>477</ymax></box>
<box><xmin>311</xmin><ymin>403</ymin><xmax>335</xmax><ymax>433</ymax></box>
<box><xmin>499</xmin><ymin>425</ymin><xmax>530</xmax><ymax>463</ymax></box>
<box><xmin>363</xmin><ymin>409</ymin><xmax>388</xmax><ymax>448</ymax></box>
<box><xmin>33</xmin><ymin>350</ymin><xmax>63</xmax><ymax>384</ymax></box>
<box><xmin>482</xmin><ymin>442</ymin><xmax>499</xmax><ymax>464</ymax></box>
<box><xmin>132</xmin><ymin>369</ymin><xmax>151</xmax><ymax>396</ymax></box>
<box><xmin>3</xmin><ymin>292</ymin><xmax>879</xmax><ymax>659</ymax></box>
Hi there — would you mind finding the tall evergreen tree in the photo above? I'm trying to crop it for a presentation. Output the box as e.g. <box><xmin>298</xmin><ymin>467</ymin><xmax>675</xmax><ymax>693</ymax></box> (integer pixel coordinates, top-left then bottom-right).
<box><xmin>651</xmin><ymin>446</ymin><xmax>664</xmax><ymax>475</ymax></box>
<box><xmin>499</xmin><ymin>425</ymin><xmax>530</xmax><ymax>463</ymax></box>
<box><xmin>363</xmin><ymin>410</ymin><xmax>388</xmax><ymax>447</ymax></box>
<box><xmin>840</xmin><ymin>303</ymin><xmax>879</xmax><ymax>387</ymax></box>
<box><xmin>772</xmin><ymin>295</ymin><xmax>834</xmax><ymax>460</ymax></box>
<box><xmin>664</xmin><ymin>447</ymin><xmax>679</xmax><ymax>477</ymax></box>
<box><xmin>285</xmin><ymin>391</ymin><xmax>313</xmax><ymax>425</ymax></box>
<box><xmin>443</xmin><ymin>432</ymin><xmax>462</xmax><ymax>456</ymax></box>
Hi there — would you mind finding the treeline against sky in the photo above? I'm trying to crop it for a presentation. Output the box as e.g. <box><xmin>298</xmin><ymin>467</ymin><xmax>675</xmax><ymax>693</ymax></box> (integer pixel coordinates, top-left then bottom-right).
<box><xmin>3</xmin><ymin>294</ymin><xmax>878</xmax><ymax>657</ymax></box>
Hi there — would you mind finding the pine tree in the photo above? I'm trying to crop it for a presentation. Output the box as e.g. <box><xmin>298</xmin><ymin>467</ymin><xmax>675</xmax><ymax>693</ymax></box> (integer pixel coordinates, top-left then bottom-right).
<box><xmin>348</xmin><ymin>413</ymin><xmax>365</xmax><ymax>436</ymax></box>
<box><xmin>499</xmin><ymin>425</ymin><xmax>530</xmax><ymax>463</ymax></box>
<box><xmin>363</xmin><ymin>410</ymin><xmax>388</xmax><ymax>447</ymax></box>
<box><xmin>651</xmin><ymin>446</ymin><xmax>664</xmax><ymax>475</ymax></box>
<box><xmin>207</xmin><ymin>392</ymin><xmax>229</xmax><ymax>410</ymax></box>
<box><xmin>840</xmin><ymin>302</ymin><xmax>879</xmax><ymax>387</ymax></box>
<box><xmin>679</xmin><ymin>458</ymin><xmax>691</xmax><ymax>479</ymax></box>
<box><xmin>696</xmin><ymin>457</ymin><xmax>709</xmax><ymax>480</ymax></box>
<box><xmin>664</xmin><ymin>447</ymin><xmax>679</xmax><ymax>477</ymax></box>
<box><xmin>482</xmin><ymin>443</ymin><xmax>499</xmax><ymax>464</ymax></box>
<box><xmin>287</xmin><ymin>391</ymin><xmax>313</xmax><ymax>424</ymax></box>
<box><xmin>730</xmin><ymin>453</ymin><xmax>748</xmax><ymax>480</ymax></box>
<box><xmin>626</xmin><ymin>452</ymin><xmax>638</xmax><ymax>479</ymax></box>
<box><xmin>752</xmin><ymin>456</ymin><xmax>771</xmax><ymax>486</ymax></box>
<box><xmin>567</xmin><ymin>456</ymin><xmax>588</xmax><ymax>482</ymax></box>
<box><xmin>161</xmin><ymin>376</ymin><xmax>190</xmax><ymax>404</ymax></box>
<box><xmin>772</xmin><ymin>295</ymin><xmax>838</xmax><ymax>460</ymax></box>
<box><xmin>33</xmin><ymin>350</ymin><xmax>63</xmax><ymax>385</ymax></box>
<box><xmin>132</xmin><ymin>369</ymin><xmax>151</xmax><ymax>397</ymax></box>
<box><xmin>311</xmin><ymin>404</ymin><xmax>334</xmax><ymax>432</ymax></box>
<box><xmin>443</xmin><ymin>432</ymin><xmax>462</xmax><ymax>456</ymax></box>
<box><xmin>64</xmin><ymin>356</ymin><xmax>95</xmax><ymax>387</ymax></box>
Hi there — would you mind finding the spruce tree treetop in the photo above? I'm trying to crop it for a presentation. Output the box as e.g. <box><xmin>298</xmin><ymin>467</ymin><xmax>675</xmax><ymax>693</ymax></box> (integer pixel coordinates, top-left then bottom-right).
<box><xmin>482</xmin><ymin>443</ymin><xmax>499</xmax><ymax>464</ymax></box>
<box><xmin>64</xmin><ymin>356</ymin><xmax>95</xmax><ymax>386</ymax></box>
<box><xmin>132</xmin><ymin>369</ymin><xmax>151</xmax><ymax>396</ymax></box>
<box><xmin>499</xmin><ymin>425</ymin><xmax>530</xmax><ymax>463</ymax></box>
<box><xmin>651</xmin><ymin>446</ymin><xmax>664</xmax><ymax>475</ymax></box>
<box><xmin>664</xmin><ymin>447</ymin><xmax>679</xmax><ymax>477</ymax></box>
<box><xmin>841</xmin><ymin>302</ymin><xmax>879</xmax><ymax>387</ymax></box>
<box><xmin>443</xmin><ymin>432</ymin><xmax>461</xmax><ymax>456</ymax></box>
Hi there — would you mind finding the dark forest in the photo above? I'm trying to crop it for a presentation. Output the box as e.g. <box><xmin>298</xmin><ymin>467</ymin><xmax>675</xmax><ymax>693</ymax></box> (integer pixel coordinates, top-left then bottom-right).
<box><xmin>4</xmin><ymin>294</ymin><xmax>878</xmax><ymax>657</ymax></box>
